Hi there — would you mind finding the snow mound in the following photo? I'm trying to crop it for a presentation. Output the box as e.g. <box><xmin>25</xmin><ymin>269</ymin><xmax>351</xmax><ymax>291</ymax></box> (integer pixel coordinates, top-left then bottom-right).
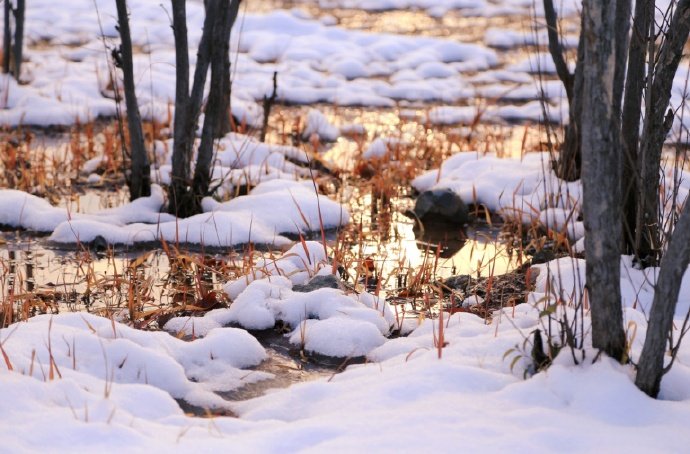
<box><xmin>0</xmin><ymin>313</ymin><xmax>267</xmax><ymax>410</ymax></box>
<box><xmin>224</xmin><ymin>241</ymin><xmax>331</xmax><ymax>298</ymax></box>
<box><xmin>5</xmin><ymin>253</ymin><xmax>690</xmax><ymax>450</ymax></box>
<box><xmin>412</xmin><ymin>152</ymin><xmax>582</xmax><ymax>231</ymax></box>
<box><xmin>225</xmin><ymin>277</ymin><xmax>392</xmax><ymax>357</ymax></box>
<box><xmin>302</xmin><ymin>109</ymin><xmax>340</xmax><ymax>142</ymax></box>
<box><xmin>202</xmin><ymin>179</ymin><xmax>350</xmax><ymax>238</ymax></box>
<box><xmin>165</xmin><ymin>241</ymin><xmax>396</xmax><ymax>357</ymax></box>
<box><xmin>0</xmin><ymin>184</ymin><xmax>174</xmax><ymax>233</ymax></box>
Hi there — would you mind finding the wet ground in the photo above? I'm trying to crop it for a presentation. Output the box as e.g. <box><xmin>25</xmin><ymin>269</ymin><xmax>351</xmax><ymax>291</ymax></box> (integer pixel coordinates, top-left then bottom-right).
<box><xmin>0</xmin><ymin>2</ymin><xmax>568</xmax><ymax>404</ymax></box>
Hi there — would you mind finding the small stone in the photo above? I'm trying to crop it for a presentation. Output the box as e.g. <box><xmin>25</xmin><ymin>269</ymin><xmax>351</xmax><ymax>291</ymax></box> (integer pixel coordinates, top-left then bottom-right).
<box><xmin>414</xmin><ymin>189</ymin><xmax>470</xmax><ymax>225</ymax></box>
<box><xmin>531</xmin><ymin>249</ymin><xmax>556</xmax><ymax>265</ymax></box>
<box><xmin>292</xmin><ymin>274</ymin><xmax>345</xmax><ymax>293</ymax></box>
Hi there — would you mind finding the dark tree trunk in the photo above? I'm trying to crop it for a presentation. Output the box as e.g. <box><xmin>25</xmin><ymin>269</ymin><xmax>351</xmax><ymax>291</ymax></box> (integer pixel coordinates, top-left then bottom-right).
<box><xmin>168</xmin><ymin>0</ymin><xmax>217</xmax><ymax>217</ymax></box>
<box><xmin>621</xmin><ymin>0</ymin><xmax>653</xmax><ymax>257</ymax></box>
<box><xmin>168</xmin><ymin>0</ymin><xmax>194</xmax><ymax>217</ymax></box>
<box><xmin>12</xmin><ymin>0</ymin><xmax>23</xmax><ymax>80</ymax></box>
<box><xmin>3</xmin><ymin>1</ymin><xmax>11</xmax><ymax>74</ymax></box>
<box><xmin>260</xmin><ymin>71</ymin><xmax>278</xmax><ymax>143</ymax></box>
<box><xmin>186</xmin><ymin>2</ymin><xmax>215</xmax><ymax>142</ymax></box>
<box><xmin>213</xmin><ymin>0</ymin><xmax>241</xmax><ymax>138</ymax></box>
<box><xmin>115</xmin><ymin>0</ymin><xmax>151</xmax><ymax>201</ymax></box>
<box><xmin>546</xmin><ymin>5</ymin><xmax>584</xmax><ymax>182</ymax></box>
<box><xmin>612</xmin><ymin>0</ymin><xmax>631</xmax><ymax>117</ymax></box>
<box><xmin>636</xmin><ymin>0</ymin><xmax>690</xmax><ymax>267</ymax></box>
<box><xmin>193</xmin><ymin>0</ymin><xmax>229</xmax><ymax>199</ymax></box>
<box><xmin>543</xmin><ymin>0</ymin><xmax>573</xmax><ymax>99</ymax></box>
<box><xmin>636</xmin><ymin>200</ymin><xmax>690</xmax><ymax>397</ymax></box>
<box><xmin>580</xmin><ymin>0</ymin><xmax>627</xmax><ymax>361</ymax></box>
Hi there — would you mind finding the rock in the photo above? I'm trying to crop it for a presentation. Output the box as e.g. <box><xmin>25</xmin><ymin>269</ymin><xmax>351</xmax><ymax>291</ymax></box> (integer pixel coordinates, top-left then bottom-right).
<box><xmin>530</xmin><ymin>249</ymin><xmax>556</xmax><ymax>265</ymax></box>
<box><xmin>89</xmin><ymin>235</ymin><xmax>109</xmax><ymax>253</ymax></box>
<box><xmin>442</xmin><ymin>274</ymin><xmax>472</xmax><ymax>291</ymax></box>
<box><xmin>413</xmin><ymin>188</ymin><xmax>470</xmax><ymax>225</ymax></box>
<box><xmin>292</xmin><ymin>274</ymin><xmax>345</xmax><ymax>293</ymax></box>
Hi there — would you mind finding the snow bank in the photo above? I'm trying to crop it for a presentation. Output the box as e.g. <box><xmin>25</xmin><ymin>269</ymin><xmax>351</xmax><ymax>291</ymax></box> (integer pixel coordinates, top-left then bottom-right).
<box><xmin>529</xmin><ymin>255</ymin><xmax>690</xmax><ymax>318</ymax></box>
<box><xmin>311</xmin><ymin>0</ymin><xmax>582</xmax><ymax>17</ymax></box>
<box><xmin>202</xmin><ymin>180</ymin><xmax>350</xmax><ymax>237</ymax></box>
<box><xmin>165</xmin><ymin>241</ymin><xmax>394</xmax><ymax>358</ymax></box>
<box><xmin>3</xmin><ymin>1</ymin><xmax>501</xmax><ymax>128</ymax></box>
<box><xmin>5</xmin><ymin>255</ymin><xmax>690</xmax><ymax>450</ymax></box>
<box><xmin>0</xmin><ymin>184</ymin><xmax>174</xmax><ymax>233</ymax></box>
<box><xmin>0</xmin><ymin>136</ymin><xmax>348</xmax><ymax>248</ymax></box>
<box><xmin>226</xmin><ymin>277</ymin><xmax>391</xmax><ymax>357</ymax></box>
<box><xmin>0</xmin><ymin>313</ymin><xmax>266</xmax><ymax>411</ymax></box>
<box><xmin>234</xmin><ymin>302</ymin><xmax>690</xmax><ymax>452</ymax></box>
<box><xmin>413</xmin><ymin>152</ymin><xmax>584</xmax><ymax>241</ymax></box>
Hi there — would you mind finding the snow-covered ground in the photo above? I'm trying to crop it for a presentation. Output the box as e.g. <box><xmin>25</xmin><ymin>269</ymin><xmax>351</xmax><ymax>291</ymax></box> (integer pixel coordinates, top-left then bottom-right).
<box><xmin>1</xmin><ymin>0</ymin><xmax>685</xmax><ymax>131</ymax></box>
<box><xmin>3</xmin><ymin>241</ymin><xmax>690</xmax><ymax>451</ymax></box>
<box><xmin>1</xmin><ymin>0</ymin><xmax>575</xmax><ymax>128</ymax></box>
<box><xmin>0</xmin><ymin>176</ymin><xmax>348</xmax><ymax>248</ymax></box>
<box><xmin>2</xmin><ymin>0</ymin><xmax>690</xmax><ymax>451</ymax></box>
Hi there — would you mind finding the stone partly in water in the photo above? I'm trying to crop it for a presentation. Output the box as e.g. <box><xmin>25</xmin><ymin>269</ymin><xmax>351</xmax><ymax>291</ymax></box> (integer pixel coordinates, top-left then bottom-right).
<box><xmin>440</xmin><ymin>264</ymin><xmax>536</xmax><ymax>311</ymax></box>
<box><xmin>413</xmin><ymin>188</ymin><xmax>470</xmax><ymax>225</ymax></box>
<box><xmin>89</xmin><ymin>234</ymin><xmax>109</xmax><ymax>253</ymax></box>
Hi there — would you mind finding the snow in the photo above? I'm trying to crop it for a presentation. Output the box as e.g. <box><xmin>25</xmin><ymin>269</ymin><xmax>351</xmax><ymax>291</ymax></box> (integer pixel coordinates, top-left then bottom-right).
<box><xmin>0</xmin><ymin>0</ymin><xmax>681</xmax><ymax>135</ymax></box>
<box><xmin>310</xmin><ymin>0</ymin><xmax>582</xmax><ymax>17</ymax></box>
<box><xmin>0</xmin><ymin>173</ymin><xmax>348</xmax><ymax>248</ymax></box>
<box><xmin>413</xmin><ymin>152</ymin><xmax>584</xmax><ymax>240</ymax></box>
<box><xmin>362</xmin><ymin>137</ymin><xmax>408</xmax><ymax>160</ymax></box>
<box><xmin>0</xmin><ymin>133</ymin><xmax>349</xmax><ymax>247</ymax></box>
<box><xmin>1</xmin><ymin>1</ymin><xmax>504</xmax><ymax>128</ymax></box>
<box><xmin>0</xmin><ymin>185</ymin><xmax>174</xmax><ymax>233</ymax></box>
<box><xmin>213</xmin><ymin>242</ymin><xmax>394</xmax><ymax>357</ymax></box>
<box><xmin>0</xmin><ymin>313</ymin><xmax>266</xmax><ymax>412</ymax></box>
<box><xmin>4</xmin><ymin>0</ymin><xmax>690</xmax><ymax>451</ymax></box>
<box><xmin>485</xmin><ymin>28</ymin><xmax>578</xmax><ymax>49</ymax></box>
<box><xmin>202</xmin><ymin>180</ymin><xmax>350</xmax><ymax>237</ymax></box>
<box><xmin>6</xmin><ymin>283</ymin><xmax>690</xmax><ymax>451</ymax></box>
<box><xmin>415</xmin><ymin>149</ymin><xmax>685</xmax><ymax>246</ymax></box>
<box><xmin>289</xmin><ymin>317</ymin><xmax>386</xmax><ymax>357</ymax></box>
<box><xmin>301</xmin><ymin>109</ymin><xmax>340</xmax><ymax>142</ymax></box>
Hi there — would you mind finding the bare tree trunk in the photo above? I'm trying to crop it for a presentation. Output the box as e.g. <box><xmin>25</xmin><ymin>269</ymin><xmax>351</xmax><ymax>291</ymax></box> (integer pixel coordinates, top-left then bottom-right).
<box><xmin>543</xmin><ymin>0</ymin><xmax>573</xmax><ymax>99</ymax></box>
<box><xmin>546</xmin><ymin>5</ymin><xmax>584</xmax><ymax>182</ymax></box>
<box><xmin>580</xmin><ymin>0</ymin><xmax>627</xmax><ymax>361</ymax></box>
<box><xmin>636</xmin><ymin>199</ymin><xmax>690</xmax><ymax>397</ymax></box>
<box><xmin>115</xmin><ymin>0</ymin><xmax>151</xmax><ymax>201</ymax></box>
<box><xmin>193</xmin><ymin>0</ymin><xmax>229</xmax><ymax>199</ymax></box>
<box><xmin>636</xmin><ymin>0</ymin><xmax>690</xmax><ymax>267</ymax></box>
<box><xmin>621</xmin><ymin>0</ymin><xmax>653</xmax><ymax>257</ymax></box>
<box><xmin>214</xmin><ymin>0</ymin><xmax>241</xmax><ymax>137</ymax></box>
<box><xmin>168</xmin><ymin>0</ymin><xmax>215</xmax><ymax>217</ymax></box>
<box><xmin>3</xmin><ymin>1</ymin><xmax>11</xmax><ymax>74</ymax></box>
<box><xmin>12</xmin><ymin>0</ymin><xmax>23</xmax><ymax>80</ymax></box>
<box><xmin>168</xmin><ymin>0</ymin><xmax>194</xmax><ymax>217</ymax></box>
<box><xmin>612</xmin><ymin>0</ymin><xmax>631</xmax><ymax>117</ymax></box>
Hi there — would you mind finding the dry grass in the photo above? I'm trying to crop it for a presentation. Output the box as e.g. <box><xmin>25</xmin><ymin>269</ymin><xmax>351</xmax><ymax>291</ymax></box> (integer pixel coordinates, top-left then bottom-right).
<box><xmin>0</xmin><ymin>105</ymin><xmax>563</xmax><ymax>330</ymax></box>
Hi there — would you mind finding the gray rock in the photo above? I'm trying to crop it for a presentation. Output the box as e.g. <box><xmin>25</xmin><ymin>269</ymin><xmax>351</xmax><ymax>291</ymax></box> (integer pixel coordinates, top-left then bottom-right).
<box><xmin>442</xmin><ymin>274</ymin><xmax>472</xmax><ymax>291</ymax></box>
<box><xmin>292</xmin><ymin>274</ymin><xmax>345</xmax><ymax>293</ymax></box>
<box><xmin>414</xmin><ymin>189</ymin><xmax>470</xmax><ymax>225</ymax></box>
